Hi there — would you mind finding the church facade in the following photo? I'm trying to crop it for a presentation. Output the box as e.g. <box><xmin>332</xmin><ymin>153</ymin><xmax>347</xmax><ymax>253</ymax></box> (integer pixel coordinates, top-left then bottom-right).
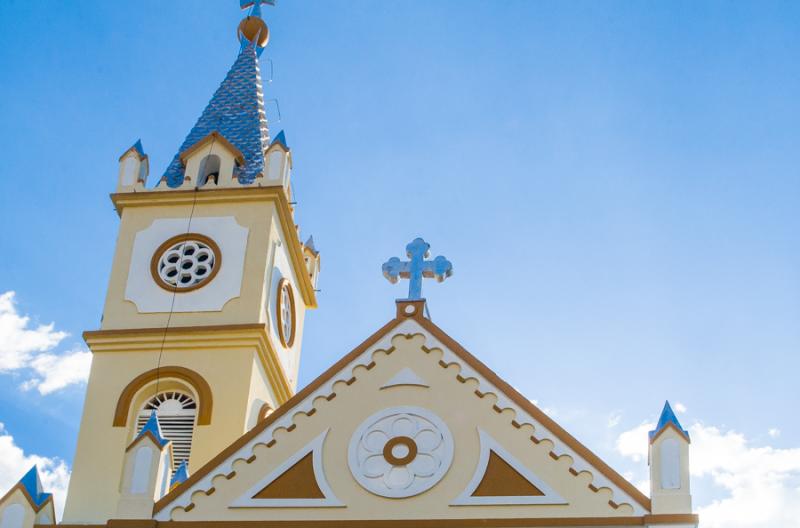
<box><xmin>0</xmin><ymin>3</ymin><xmax>698</xmax><ymax>528</ymax></box>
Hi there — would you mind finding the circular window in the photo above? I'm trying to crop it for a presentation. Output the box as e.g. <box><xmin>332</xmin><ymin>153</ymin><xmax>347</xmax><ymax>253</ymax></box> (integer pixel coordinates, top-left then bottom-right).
<box><xmin>150</xmin><ymin>234</ymin><xmax>221</xmax><ymax>292</ymax></box>
<box><xmin>276</xmin><ymin>278</ymin><xmax>296</xmax><ymax>347</ymax></box>
<box><xmin>348</xmin><ymin>406</ymin><xmax>454</xmax><ymax>498</ymax></box>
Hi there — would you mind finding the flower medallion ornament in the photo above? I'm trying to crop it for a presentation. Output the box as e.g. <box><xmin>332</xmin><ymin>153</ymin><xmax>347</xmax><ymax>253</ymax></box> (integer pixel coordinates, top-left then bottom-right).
<box><xmin>348</xmin><ymin>406</ymin><xmax>454</xmax><ymax>498</ymax></box>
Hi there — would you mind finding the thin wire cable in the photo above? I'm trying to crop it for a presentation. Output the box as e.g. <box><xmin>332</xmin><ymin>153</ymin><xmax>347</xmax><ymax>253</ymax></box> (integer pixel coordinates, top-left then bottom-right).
<box><xmin>152</xmin><ymin>135</ymin><xmax>218</xmax><ymax>398</ymax></box>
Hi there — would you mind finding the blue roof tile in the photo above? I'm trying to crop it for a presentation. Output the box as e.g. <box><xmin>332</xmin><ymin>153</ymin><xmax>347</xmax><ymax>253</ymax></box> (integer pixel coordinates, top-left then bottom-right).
<box><xmin>19</xmin><ymin>466</ymin><xmax>51</xmax><ymax>509</ymax></box>
<box><xmin>170</xmin><ymin>460</ymin><xmax>190</xmax><ymax>489</ymax></box>
<box><xmin>137</xmin><ymin>410</ymin><xmax>169</xmax><ymax>448</ymax></box>
<box><xmin>163</xmin><ymin>39</ymin><xmax>270</xmax><ymax>187</ymax></box>
<box><xmin>649</xmin><ymin>401</ymin><xmax>690</xmax><ymax>442</ymax></box>
<box><xmin>133</xmin><ymin>139</ymin><xmax>145</xmax><ymax>158</ymax></box>
<box><xmin>270</xmin><ymin>130</ymin><xmax>288</xmax><ymax>149</ymax></box>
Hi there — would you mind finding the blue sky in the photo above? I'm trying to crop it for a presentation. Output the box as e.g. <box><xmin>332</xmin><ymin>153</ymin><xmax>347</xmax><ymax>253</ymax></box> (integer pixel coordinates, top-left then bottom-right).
<box><xmin>0</xmin><ymin>1</ymin><xmax>798</xmax><ymax>526</ymax></box>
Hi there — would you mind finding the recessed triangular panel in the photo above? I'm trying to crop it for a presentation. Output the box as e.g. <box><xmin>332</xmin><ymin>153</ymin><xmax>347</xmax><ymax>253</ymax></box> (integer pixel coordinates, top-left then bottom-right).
<box><xmin>380</xmin><ymin>367</ymin><xmax>429</xmax><ymax>389</ymax></box>
<box><xmin>472</xmin><ymin>450</ymin><xmax>545</xmax><ymax>497</ymax></box>
<box><xmin>452</xmin><ymin>430</ymin><xmax>567</xmax><ymax>505</ymax></box>
<box><xmin>252</xmin><ymin>452</ymin><xmax>324</xmax><ymax>499</ymax></box>
<box><xmin>231</xmin><ymin>429</ymin><xmax>343</xmax><ymax>507</ymax></box>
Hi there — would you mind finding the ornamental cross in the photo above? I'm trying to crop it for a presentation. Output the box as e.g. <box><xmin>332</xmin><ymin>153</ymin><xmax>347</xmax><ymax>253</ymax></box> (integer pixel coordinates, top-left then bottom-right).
<box><xmin>382</xmin><ymin>238</ymin><xmax>453</xmax><ymax>300</ymax></box>
<box><xmin>240</xmin><ymin>0</ymin><xmax>275</xmax><ymax>17</ymax></box>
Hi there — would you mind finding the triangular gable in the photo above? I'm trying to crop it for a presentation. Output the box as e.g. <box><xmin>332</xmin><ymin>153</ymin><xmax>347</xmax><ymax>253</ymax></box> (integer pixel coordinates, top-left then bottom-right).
<box><xmin>179</xmin><ymin>131</ymin><xmax>245</xmax><ymax>166</ymax></box>
<box><xmin>155</xmin><ymin>300</ymin><xmax>652</xmax><ymax>522</ymax></box>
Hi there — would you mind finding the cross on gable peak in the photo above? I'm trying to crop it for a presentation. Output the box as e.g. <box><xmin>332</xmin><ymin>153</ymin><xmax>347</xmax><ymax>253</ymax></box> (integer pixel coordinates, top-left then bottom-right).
<box><xmin>382</xmin><ymin>237</ymin><xmax>453</xmax><ymax>301</ymax></box>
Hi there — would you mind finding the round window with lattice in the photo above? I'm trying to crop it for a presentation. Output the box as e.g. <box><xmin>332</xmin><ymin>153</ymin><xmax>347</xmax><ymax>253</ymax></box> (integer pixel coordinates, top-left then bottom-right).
<box><xmin>276</xmin><ymin>278</ymin><xmax>296</xmax><ymax>347</ymax></box>
<box><xmin>150</xmin><ymin>234</ymin><xmax>221</xmax><ymax>292</ymax></box>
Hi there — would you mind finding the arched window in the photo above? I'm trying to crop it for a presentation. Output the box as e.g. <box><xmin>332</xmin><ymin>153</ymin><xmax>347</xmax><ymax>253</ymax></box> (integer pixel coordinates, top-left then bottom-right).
<box><xmin>136</xmin><ymin>391</ymin><xmax>197</xmax><ymax>473</ymax></box>
<box><xmin>198</xmin><ymin>154</ymin><xmax>221</xmax><ymax>186</ymax></box>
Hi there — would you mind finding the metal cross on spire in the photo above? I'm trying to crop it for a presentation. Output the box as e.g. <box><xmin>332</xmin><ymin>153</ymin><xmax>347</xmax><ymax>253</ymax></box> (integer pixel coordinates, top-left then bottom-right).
<box><xmin>382</xmin><ymin>238</ymin><xmax>453</xmax><ymax>300</ymax></box>
<box><xmin>240</xmin><ymin>0</ymin><xmax>276</xmax><ymax>19</ymax></box>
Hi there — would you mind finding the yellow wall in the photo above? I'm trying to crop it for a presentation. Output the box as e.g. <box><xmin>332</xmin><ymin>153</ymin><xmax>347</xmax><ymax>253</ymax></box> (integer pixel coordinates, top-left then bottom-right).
<box><xmin>102</xmin><ymin>199</ymin><xmax>279</xmax><ymax>330</ymax></box>
<box><xmin>64</xmin><ymin>188</ymin><xmax>313</xmax><ymax>523</ymax></box>
<box><xmin>63</xmin><ymin>338</ymin><xmax>276</xmax><ymax>523</ymax></box>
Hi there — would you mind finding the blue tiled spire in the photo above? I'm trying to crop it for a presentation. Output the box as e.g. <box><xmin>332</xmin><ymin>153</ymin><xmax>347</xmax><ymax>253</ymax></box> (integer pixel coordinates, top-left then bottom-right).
<box><xmin>170</xmin><ymin>460</ymin><xmax>190</xmax><ymax>490</ymax></box>
<box><xmin>162</xmin><ymin>38</ymin><xmax>270</xmax><ymax>187</ymax></box>
<box><xmin>649</xmin><ymin>401</ymin><xmax>690</xmax><ymax>442</ymax></box>
<box><xmin>19</xmin><ymin>466</ymin><xmax>51</xmax><ymax>509</ymax></box>
<box><xmin>137</xmin><ymin>410</ymin><xmax>169</xmax><ymax>448</ymax></box>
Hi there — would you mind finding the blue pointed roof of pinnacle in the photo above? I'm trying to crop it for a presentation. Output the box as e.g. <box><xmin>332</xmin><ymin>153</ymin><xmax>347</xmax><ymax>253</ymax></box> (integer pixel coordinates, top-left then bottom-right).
<box><xmin>19</xmin><ymin>466</ymin><xmax>51</xmax><ymax>508</ymax></box>
<box><xmin>170</xmin><ymin>460</ymin><xmax>190</xmax><ymax>489</ymax></box>
<box><xmin>649</xmin><ymin>401</ymin><xmax>690</xmax><ymax>441</ymax></box>
<box><xmin>133</xmin><ymin>139</ymin><xmax>146</xmax><ymax>157</ymax></box>
<box><xmin>137</xmin><ymin>410</ymin><xmax>169</xmax><ymax>447</ymax></box>
<box><xmin>270</xmin><ymin>130</ymin><xmax>288</xmax><ymax>149</ymax></box>
<box><xmin>163</xmin><ymin>38</ymin><xmax>270</xmax><ymax>187</ymax></box>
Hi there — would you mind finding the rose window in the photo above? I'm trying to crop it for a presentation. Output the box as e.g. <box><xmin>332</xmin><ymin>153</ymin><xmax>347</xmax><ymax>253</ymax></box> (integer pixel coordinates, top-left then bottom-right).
<box><xmin>151</xmin><ymin>234</ymin><xmax>220</xmax><ymax>291</ymax></box>
<box><xmin>348</xmin><ymin>406</ymin><xmax>453</xmax><ymax>498</ymax></box>
<box><xmin>276</xmin><ymin>279</ymin><xmax>296</xmax><ymax>347</ymax></box>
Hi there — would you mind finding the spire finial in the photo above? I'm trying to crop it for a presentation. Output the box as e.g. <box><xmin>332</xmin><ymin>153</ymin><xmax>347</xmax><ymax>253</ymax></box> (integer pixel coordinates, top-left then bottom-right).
<box><xmin>238</xmin><ymin>0</ymin><xmax>275</xmax><ymax>51</ymax></box>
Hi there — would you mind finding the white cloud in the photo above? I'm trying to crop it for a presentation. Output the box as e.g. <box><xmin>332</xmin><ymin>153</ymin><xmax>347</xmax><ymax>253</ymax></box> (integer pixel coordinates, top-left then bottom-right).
<box><xmin>616</xmin><ymin>420</ymin><xmax>800</xmax><ymax>528</ymax></box>
<box><xmin>607</xmin><ymin>411</ymin><xmax>622</xmax><ymax>428</ymax></box>
<box><xmin>674</xmin><ymin>402</ymin><xmax>687</xmax><ymax>414</ymax></box>
<box><xmin>22</xmin><ymin>348</ymin><xmax>93</xmax><ymax>395</ymax></box>
<box><xmin>615</xmin><ymin>421</ymin><xmax>652</xmax><ymax>462</ymax></box>
<box><xmin>0</xmin><ymin>291</ymin><xmax>90</xmax><ymax>394</ymax></box>
<box><xmin>769</xmin><ymin>428</ymin><xmax>781</xmax><ymax>438</ymax></box>
<box><xmin>0</xmin><ymin>423</ymin><xmax>70</xmax><ymax>520</ymax></box>
<box><xmin>0</xmin><ymin>292</ymin><xmax>67</xmax><ymax>371</ymax></box>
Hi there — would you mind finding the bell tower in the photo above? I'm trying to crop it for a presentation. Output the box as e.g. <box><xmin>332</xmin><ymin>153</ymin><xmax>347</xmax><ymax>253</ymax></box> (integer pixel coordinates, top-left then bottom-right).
<box><xmin>63</xmin><ymin>2</ymin><xmax>318</xmax><ymax>523</ymax></box>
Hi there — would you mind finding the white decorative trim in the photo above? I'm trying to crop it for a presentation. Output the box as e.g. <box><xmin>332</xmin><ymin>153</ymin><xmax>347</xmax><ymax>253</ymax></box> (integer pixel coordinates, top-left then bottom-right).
<box><xmin>452</xmin><ymin>429</ymin><xmax>567</xmax><ymax>505</ymax></box>
<box><xmin>380</xmin><ymin>367</ymin><xmax>429</xmax><ymax>389</ymax></box>
<box><xmin>125</xmin><ymin>217</ymin><xmax>248</xmax><ymax>312</ymax></box>
<box><xmin>155</xmin><ymin>318</ymin><xmax>646</xmax><ymax>519</ymax></box>
<box><xmin>230</xmin><ymin>429</ymin><xmax>343</xmax><ymax>508</ymax></box>
<box><xmin>348</xmin><ymin>406</ymin><xmax>454</xmax><ymax>499</ymax></box>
